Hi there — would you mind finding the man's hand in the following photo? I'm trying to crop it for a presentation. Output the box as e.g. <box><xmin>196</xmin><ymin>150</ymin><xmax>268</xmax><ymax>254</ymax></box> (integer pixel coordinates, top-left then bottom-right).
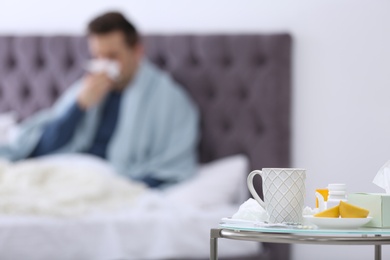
<box><xmin>77</xmin><ymin>73</ymin><xmax>113</xmax><ymax>110</ymax></box>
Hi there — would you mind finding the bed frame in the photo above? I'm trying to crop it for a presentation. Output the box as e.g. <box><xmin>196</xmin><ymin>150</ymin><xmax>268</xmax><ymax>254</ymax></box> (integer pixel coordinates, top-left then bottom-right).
<box><xmin>0</xmin><ymin>34</ymin><xmax>292</xmax><ymax>260</ymax></box>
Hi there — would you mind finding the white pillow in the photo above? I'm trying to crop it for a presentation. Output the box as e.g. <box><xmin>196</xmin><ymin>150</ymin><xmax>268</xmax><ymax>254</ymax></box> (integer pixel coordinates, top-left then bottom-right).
<box><xmin>164</xmin><ymin>154</ymin><xmax>249</xmax><ymax>207</ymax></box>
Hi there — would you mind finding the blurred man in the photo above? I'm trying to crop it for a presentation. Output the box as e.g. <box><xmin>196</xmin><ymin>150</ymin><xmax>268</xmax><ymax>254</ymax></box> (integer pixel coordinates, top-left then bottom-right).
<box><xmin>0</xmin><ymin>12</ymin><xmax>199</xmax><ymax>188</ymax></box>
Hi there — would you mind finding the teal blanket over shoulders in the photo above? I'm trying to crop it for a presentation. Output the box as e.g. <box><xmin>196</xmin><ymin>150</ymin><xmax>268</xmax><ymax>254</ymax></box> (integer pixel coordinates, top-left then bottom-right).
<box><xmin>0</xmin><ymin>59</ymin><xmax>199</xmax><ymax>183</ymax></box>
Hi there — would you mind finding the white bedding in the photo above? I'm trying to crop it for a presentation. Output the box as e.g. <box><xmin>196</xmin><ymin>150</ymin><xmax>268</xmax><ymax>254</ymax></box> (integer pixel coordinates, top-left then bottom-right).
<box><xmin>0</xmin><ymin>203</ymin><xmax>260</xmax><ymax>260</ymax></box>
<box><xmin>0</xmin><ymin>154</ymin><xmax>261</xmax><ymax>259</ymax></box>
<box><xmin>0</xmin><ymin>156</ymin><xmax>146</xmax><ymax>216</ymax></box>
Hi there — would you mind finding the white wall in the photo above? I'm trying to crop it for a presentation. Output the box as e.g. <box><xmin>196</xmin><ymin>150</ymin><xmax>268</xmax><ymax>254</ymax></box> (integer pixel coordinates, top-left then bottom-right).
<box><xmin>1</xmin><ymin>1</ymin><xmax>390</xmax><ymax>259</ymax></box>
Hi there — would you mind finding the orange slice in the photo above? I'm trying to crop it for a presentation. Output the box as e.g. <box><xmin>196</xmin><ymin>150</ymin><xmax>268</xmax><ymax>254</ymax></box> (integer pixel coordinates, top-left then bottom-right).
<box><xmin>314</xmin><ymin>205</ymin><xmax>339</xmax><ymax>218</ymax></box>
<box><xmin>339</xmin><ymin>201</ymin><xmax>369</xmax><ymax>218</ymax></box>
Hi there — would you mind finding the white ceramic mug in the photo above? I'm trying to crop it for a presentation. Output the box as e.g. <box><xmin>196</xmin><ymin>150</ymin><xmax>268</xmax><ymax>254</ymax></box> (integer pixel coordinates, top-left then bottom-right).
<box><xmin>247</xmin><ymin>168</ymin><xmax>306</xmax><ymax>223</ymax></box>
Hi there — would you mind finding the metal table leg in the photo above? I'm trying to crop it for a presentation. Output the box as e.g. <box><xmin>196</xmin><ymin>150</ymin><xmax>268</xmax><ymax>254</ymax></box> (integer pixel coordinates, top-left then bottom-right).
<box><xmin>210</xmin><ymin>229</ymin><xmax>220</xmax><ymax>260</ymax></box>
<box><xmin>375</xmin><ymin>235</ymin><xmax>382</xmax><ymax>260</ymax></box>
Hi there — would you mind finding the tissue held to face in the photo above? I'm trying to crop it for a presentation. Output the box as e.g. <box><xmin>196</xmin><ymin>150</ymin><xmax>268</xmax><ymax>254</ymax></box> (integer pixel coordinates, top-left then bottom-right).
<box><xmin>86</xmin><ymin>59</ymin><xmax>120</xmax><ymax>81</ymax></box>
<box><xmin>77</xmin><ymin>30</ymin><xmax>143</xmax><ymax>110</ymax></box>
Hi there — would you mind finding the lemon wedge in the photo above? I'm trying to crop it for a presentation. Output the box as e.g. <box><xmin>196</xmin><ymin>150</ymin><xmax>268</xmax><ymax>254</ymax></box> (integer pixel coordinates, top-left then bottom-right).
<box><xmin>339</xmin><ymin>201</ymin><xmax>369</xmax><ymax>218</ymax></box>
<box><xmin>314</xmin><ymin>205</ymin><xmax>339</xmax><ymax>218</ymax></box>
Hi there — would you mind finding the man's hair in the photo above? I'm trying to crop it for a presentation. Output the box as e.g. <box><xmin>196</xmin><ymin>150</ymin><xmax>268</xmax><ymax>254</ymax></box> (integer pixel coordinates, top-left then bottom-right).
<box><xmin>87</xmin><ymin>11</ymin><xmax>140</xmax><ymax>47</ymax></box>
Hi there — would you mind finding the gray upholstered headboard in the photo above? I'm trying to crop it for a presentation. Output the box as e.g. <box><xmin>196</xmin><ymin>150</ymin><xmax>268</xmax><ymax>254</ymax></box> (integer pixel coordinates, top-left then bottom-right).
<box><xmin>0</xmin><ymin>34</ymin><xmax>291</xmax><ymax>172</ymax></box>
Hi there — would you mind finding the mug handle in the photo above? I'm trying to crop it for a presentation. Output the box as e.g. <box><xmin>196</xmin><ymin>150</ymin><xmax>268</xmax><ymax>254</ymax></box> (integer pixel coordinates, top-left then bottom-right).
<box><xmin>247</xmin><ymin>170</ymin><xmax>266</xmax><ymax>208</ymax></box>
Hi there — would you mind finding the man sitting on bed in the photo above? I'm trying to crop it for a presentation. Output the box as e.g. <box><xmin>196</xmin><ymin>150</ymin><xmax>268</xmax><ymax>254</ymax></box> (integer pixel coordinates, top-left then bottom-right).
<box><xmin>0</xmin><ymin>11</ymin><xmax>199</xmax><ymax>188</ymax></box>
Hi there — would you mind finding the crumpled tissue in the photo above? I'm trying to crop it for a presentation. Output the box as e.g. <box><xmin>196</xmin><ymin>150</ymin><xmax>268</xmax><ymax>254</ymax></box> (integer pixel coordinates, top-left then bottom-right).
<box><xmin>231</xmin><ymin>198</ymin><xmax>269</xmax><ymax>222</ymax></box>
<box><xmin>302</xmin><ymin>206</ymin><xmax>319</xmax><ymax>216</ymax></box>
<box><xmin>85</xmin><ymin>59</ymin><xmax>120</xmax><ymax>80</ymax></box>
<box><xmin>373</xmin><ymin>160</ymin><xmax>390</xmax><ymax>193</ymax></box>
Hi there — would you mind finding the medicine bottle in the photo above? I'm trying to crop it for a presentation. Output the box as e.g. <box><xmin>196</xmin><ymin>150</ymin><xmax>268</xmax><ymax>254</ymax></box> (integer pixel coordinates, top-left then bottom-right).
<box><xmin>327</xmin><ymin>183</ymin><xmax>347</xmax><ymax>208</ymax></box>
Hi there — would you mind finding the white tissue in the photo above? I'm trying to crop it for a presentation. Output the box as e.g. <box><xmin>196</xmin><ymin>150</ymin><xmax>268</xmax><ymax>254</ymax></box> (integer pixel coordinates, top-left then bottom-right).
<box><xmin>231</xmin><ymin>198</ymin><xmax>269</xmax><ymax>222</ymax></box>
<box><xmin>85</xmin><ymin>59</ymin><xmax>120</xmax><ymax>80</ymax></box>
<box><xmin>302</xmin><ymin>206</ymin><xmax>319</xmax><ymax>216</ymax></box>
<box><xmin>373</xmin><ymin>160</ymin><xmax>390</xmax><ymax>193</ymax></box>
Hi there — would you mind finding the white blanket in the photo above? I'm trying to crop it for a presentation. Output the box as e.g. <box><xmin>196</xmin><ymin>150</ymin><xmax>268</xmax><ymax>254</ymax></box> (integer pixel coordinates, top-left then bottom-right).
<box><xmin>0</xmin><ymin>155</ymin><xmax>146</xmax><ymax>216</ymax></box>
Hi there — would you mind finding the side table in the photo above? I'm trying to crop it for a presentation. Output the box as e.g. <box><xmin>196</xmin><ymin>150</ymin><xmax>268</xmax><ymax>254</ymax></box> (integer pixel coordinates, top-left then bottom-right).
<box><xmin>211</xmin><ymin>224</ymin><xmax>390</xmax><ymax>260</ymax></box>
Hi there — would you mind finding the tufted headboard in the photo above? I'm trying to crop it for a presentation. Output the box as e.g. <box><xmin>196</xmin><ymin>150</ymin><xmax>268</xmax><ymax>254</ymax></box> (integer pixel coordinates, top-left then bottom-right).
<box><xmin>0</xmin><ymin>34</ymin><xmax>291</xmax><ymax>260</ymax></box>
<box><xmin>0</xmin><ymin>34</ymin><xmax>291</xmax><ymax>171</ymax></box>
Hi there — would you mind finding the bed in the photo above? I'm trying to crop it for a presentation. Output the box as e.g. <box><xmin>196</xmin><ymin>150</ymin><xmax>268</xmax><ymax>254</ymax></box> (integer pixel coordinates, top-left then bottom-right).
<box><xmin>0</xmin><ymin>34</ymin><xmax>292</xmax><ymax>260</ymax></box>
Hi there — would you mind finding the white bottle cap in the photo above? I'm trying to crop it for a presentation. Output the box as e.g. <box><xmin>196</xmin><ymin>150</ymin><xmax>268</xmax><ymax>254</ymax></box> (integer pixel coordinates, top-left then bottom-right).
<box><xmin>328</xmin><ymin>183</ymin><xmax>346</xmax><ymax>191</ymax></box>
<box><xmin>328</xmin><ymin>190</ymin><xmax>346</xmax><ymax>196</ymax></box>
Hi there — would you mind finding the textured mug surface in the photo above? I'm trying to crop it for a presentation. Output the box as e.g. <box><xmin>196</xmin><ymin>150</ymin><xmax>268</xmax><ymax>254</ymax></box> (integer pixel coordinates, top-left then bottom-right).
<box><xmin>247</xmin><ymin>168</ymin><xmax>306</xmax><ymax>223</ymax></box>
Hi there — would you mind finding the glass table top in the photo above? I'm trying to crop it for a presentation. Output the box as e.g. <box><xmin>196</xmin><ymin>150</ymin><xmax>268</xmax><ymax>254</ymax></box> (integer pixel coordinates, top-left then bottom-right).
<box><xmin>219</xmin><ymin>223</ymin><xmax>390</xmax><ymax>235</ymax></box>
